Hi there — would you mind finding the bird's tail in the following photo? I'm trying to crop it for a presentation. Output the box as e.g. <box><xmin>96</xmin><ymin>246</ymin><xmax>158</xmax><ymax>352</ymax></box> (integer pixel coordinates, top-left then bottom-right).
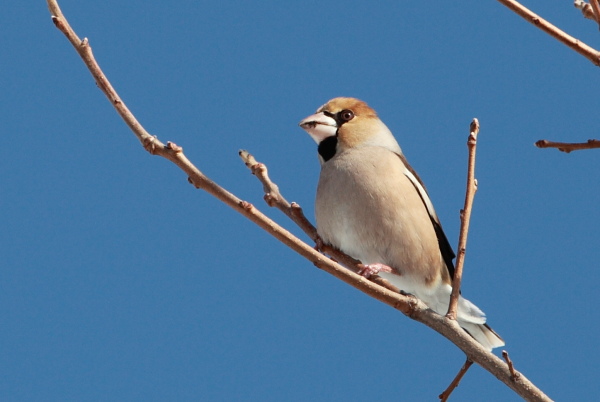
<box><xmin>459</xmin><ymin>321</ymin><xmax>505</xmax><ymax>351</ymax></box>
<box><xmin>456</xmin><ymin>296</ymin><xmax>505</xmax><ymax>351</ymax></box>
<box><xmin>384</xmin><ymin>279</ymin><xmax>505</xmax><ymax>351</ymax></box>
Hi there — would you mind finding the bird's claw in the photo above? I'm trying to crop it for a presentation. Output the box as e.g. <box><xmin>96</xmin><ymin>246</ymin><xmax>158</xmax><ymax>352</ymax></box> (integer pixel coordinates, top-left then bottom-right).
<box><xmin>357</xmin><ymin>263</ymin><xmax>393</xmax><ymax>278</ymax></box>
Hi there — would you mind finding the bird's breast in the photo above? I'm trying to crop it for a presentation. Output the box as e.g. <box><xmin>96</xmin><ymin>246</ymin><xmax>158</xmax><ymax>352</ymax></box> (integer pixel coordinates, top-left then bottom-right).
<box><xmin>315</xmin><ymin>146</ymin><xmax>443</xmax><ymax>286</ymax></box>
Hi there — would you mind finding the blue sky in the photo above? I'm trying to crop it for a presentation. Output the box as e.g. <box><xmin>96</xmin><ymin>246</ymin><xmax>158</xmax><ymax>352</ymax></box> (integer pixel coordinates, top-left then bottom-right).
<box><xmin>3</xmin><ymin>1</ymin><xmax>600</xmax><ymax>400</ymax></box>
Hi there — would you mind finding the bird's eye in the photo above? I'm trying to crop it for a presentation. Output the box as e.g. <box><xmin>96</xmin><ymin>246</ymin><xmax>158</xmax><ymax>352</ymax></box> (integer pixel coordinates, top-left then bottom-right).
<box><xmin>339</xmin><ymin>109</ymin><xmax>354</xmax><ymax>122</ymax></box>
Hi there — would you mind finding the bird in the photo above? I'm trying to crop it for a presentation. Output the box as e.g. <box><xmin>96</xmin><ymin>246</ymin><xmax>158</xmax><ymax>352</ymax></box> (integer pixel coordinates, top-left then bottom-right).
<box><xmin>298</xmin><ymin>97</ymin><xmax>504</xmax><ymax>351</ymax></box>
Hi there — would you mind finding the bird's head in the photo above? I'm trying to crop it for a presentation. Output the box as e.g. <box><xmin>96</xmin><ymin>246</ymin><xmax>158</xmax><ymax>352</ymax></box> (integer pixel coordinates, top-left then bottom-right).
<box><xmin>299</xmin><ymin>97</ymin><xmax>401</xmax><ymax>162</ymax></box>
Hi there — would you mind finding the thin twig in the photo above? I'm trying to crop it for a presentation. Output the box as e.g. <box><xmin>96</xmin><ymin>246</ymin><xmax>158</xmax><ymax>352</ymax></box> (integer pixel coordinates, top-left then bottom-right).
<box><xmin>238</xmin><ymin>150</ymin><xmax>318</xmax><ymax>240</ymax></box>
<box><xmin>535</xmin><ymin>139</ymin><xmax>600</xmax><ymax>153</ymax></box>
<box><xmin>496</xmin><ymin>0</ymin><xmax>600</xmax><ymax>66</ymax></box>
<box><xmin>502</xmin><ymin>350</ymin><xmax>521</xmax><ymax>381</ymax></box>
<box><xmin>46</xmin><ymin>3</ymin><xmax>153</xmax><ymax>147</ymax></box>
<box><xmin>446</xmin><ymin>119</ymin><xmax>479</xmax><ymax>320</ymax></box>
<box><xmin>45</xmin><ymin>1</ymin><xmax>552</xmax><ymax>400</ymax></box>
<box><xmin>439</xmin><ymin>357</ymin><xmax>474</xmax><ymax>401</ymax></box>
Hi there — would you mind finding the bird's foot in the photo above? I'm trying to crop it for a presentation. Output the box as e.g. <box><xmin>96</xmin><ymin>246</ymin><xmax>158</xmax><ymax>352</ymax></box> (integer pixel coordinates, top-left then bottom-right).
<box><xmin>357</xmin><ymin>263</ymin><xmax>393</xmax><ymax>278</ymax></box>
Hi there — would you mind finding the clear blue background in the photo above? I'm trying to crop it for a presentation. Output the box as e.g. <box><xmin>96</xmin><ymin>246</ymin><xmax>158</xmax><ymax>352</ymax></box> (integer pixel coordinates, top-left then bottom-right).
<box><xmin>3</xmin><ymin>1</ymin><xmax>599</xmax><ymax>400</ymax></box>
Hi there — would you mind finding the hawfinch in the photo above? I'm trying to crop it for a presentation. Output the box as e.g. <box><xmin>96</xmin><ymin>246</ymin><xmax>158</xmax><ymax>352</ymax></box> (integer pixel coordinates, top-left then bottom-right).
<box><xmin>299</xmin><ymin>97</ymin><xmax>504</xmax><ymax>351</ymax></box>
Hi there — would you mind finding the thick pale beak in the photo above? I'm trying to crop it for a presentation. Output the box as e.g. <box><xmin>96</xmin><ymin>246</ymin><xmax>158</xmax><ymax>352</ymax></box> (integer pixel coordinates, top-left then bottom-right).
<box><xmin>298</xmin><ymin>112</ymin><xmax>337</xmax><ymax>144</ymax></box>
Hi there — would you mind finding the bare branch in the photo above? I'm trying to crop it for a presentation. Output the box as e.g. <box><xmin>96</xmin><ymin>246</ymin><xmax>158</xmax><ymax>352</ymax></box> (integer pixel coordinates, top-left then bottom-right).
<box><xmin>498</xmin><ymin>1</ymin><xmax>600</xmax><ymax>150</ymax></box>
<box><xmin>503</xmin><ymin>350</ymin><xmax>521</xmax><ymax>381</ymax></box>
<box><xmin>439</xmin><ymin>358</ymin><xmax>474</xmax><ymax>401</ymax></box>
<box><xmin>46</xmin><ymin>1</ymin><xmax>552</xmax><ymax>400</ymax></box>
<box><xmin>535</xmin><ymin>139</ymin><xmax>600</xmax><ymax>152</ymax></box>
<box><xmin>496</xmin><ymin>0</ymin><xmax>600</xmax><ymax>66</ymax></box>
<box><xmin>446</xmin><ymin>119</ymin><xmax>479</xmax><ymax>320</ymax></box>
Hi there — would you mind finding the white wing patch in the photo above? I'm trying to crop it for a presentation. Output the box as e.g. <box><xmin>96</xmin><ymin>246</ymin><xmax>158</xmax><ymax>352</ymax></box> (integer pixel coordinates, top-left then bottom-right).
<box><xmin>402</xmin><ymin>167</ymin><xmax>440</xmax><ymax>224</ymax></box>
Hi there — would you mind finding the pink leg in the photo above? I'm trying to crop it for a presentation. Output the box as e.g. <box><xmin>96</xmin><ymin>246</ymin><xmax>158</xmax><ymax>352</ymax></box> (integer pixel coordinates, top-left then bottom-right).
<box><xmin>357</xmin><ymin>263</ymin><xmax>393</xmax><ymax>278</ymax></box>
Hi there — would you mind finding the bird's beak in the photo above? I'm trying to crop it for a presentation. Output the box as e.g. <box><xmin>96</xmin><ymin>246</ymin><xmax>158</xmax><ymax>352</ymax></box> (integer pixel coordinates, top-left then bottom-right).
<box><xmin>299</xmin><ymin>112</ymin><xmax>337</xmax><ymax>144</ymax></box>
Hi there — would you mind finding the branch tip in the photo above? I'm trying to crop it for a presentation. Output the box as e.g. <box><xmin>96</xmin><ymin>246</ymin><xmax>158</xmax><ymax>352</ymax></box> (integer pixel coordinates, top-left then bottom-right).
<box><xmin>239</xmin><ymin>149</ymin><xmax>257</xmax><ymax>168</ymax></box>
<box><xmin>502</xmin><ymin>350</ymin><xmax>520</xmax><ymax>381</ymax></box>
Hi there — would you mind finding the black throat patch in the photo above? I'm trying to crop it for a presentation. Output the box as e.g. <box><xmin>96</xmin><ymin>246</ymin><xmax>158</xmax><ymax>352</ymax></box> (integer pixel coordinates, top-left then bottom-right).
<box><xmin>318</xmin><ymin>136</ymin><xmax>338</xmax><ymax>162</ymax></box>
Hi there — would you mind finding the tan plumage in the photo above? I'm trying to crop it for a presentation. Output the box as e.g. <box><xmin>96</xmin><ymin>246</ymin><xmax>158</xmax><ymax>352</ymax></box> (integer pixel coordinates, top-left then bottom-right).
<box><xmin>299</xmin><ymin>97</ymin><xmax>504</xmax><ymax>351</ymax></box>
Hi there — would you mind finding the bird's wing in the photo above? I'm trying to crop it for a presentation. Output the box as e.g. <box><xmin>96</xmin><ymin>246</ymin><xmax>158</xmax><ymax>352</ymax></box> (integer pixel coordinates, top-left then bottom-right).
<box><xmin>397</xmin><ymin>153</ymin><xmax>456</xmax><ymax>280</ymax></box>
